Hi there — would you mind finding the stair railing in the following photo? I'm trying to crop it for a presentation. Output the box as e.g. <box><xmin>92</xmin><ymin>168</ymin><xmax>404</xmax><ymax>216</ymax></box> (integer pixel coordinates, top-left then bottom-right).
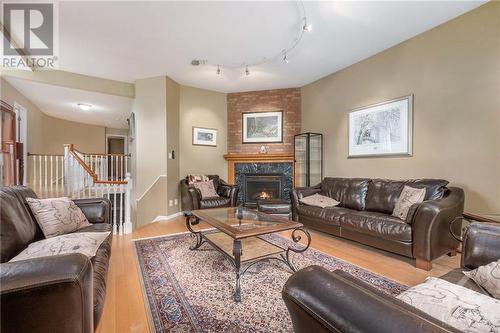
<box><xmin>64</xmin><ymin>144</ymin><xmax>132</xmax><ymax>235</ymax></box>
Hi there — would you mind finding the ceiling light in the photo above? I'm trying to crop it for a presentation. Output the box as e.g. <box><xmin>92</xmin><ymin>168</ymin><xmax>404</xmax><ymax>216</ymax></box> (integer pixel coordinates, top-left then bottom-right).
<box><xmin>191</xmin><ymin>59</ymin><xmax>207</xmax><ymax>66</ymax></box>
<box><xmin>303</xmin><ymin>22</ymin><xmax>312</xmax><ymax>32</ymax></box>
<box><xmin>216</xmin><ymin>64</ymin><xmax>221</xmax><ymax>75</ymax></box>
<box><xmin>283</xmin><ymin>54</ymin><xmax>289</xmax><ymax>64</ymax></box>
<box><xmin>77</xmin><ymin>103</ymin><xmax>92</xmax><ymax>111</ymax></box>
<box><xmin>245</xmin><ymin>65</ymin><xmax>250</xmax><ymax>76</ymax></box>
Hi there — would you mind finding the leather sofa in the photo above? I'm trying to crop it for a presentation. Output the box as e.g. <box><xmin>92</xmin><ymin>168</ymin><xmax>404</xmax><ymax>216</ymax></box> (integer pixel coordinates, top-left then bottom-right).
<box><xmin>0</xmin><ymin>186</ymin><xmax>112</xmax><ymax>333</ymax></box>
<box><xmin>180</xmin><ymin>175</ymin><xmax>239</xmax><ymax>211</ymax></box>
<box><xmin>291</xmin><ymin>178</ymin><xmax>464</xmax><ymax>270</ymax></box>
<box><xmin>282</xmin><ymin>222</ymin><xmax>500</xmax><ymax>333</ymax></box>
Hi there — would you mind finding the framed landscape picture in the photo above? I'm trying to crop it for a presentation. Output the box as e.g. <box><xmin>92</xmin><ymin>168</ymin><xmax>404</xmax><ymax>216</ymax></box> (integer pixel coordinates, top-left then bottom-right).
<box><xmin>348</xmin><ymin>95</ymin><xmax>413</xmax><ymax>158</ymax></box>
<box><xmin>242</xmin><ymin>111</ymin><xmax>283</xmax><ymax>143</ymax></box>
<box><xmin>192</xmin><ymin>127</ymin><xmax>217</xmax><ymax>146</ymax></box>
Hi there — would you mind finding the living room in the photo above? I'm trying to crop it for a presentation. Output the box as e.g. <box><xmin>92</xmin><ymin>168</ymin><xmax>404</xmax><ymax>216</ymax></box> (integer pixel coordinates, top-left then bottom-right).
<box><xmin>1</xmin><ymin>1</ymin><xmax>499</xmax><ymax>333</ymax></box>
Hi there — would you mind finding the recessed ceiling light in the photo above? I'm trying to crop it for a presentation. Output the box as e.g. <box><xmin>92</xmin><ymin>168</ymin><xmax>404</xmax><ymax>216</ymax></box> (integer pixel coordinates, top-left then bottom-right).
<box><xmin>303</xmin><ymin>23</ymin><xmax>312</xmax><ymax>32</ymax></box>
<box><xmin>77</xmin><ymin>103</ymin><xmax>92</xmax><ymax>111</ymax></box>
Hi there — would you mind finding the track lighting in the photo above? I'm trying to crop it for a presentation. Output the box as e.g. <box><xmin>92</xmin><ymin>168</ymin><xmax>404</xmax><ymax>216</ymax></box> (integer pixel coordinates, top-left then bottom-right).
<box><xmin>216</xmin><ymin>64</ymin><xmax>221</xmax><ymax>75</ymax></box>
<box><xmin>283</xmin><ymin>54</ymin><xmax>289</xmax><ymax>64</ymax></box>
<box><xmin>303</xmin><ymin>21</ymin><xmax>312</xmax><ymax>32</ymax></box>
<box><xmin>245</xmin><ymin>65</ymin><xmax>250</xmax><ymax>76</ymax></box>
<box><xmin>77</xmin><ymin>103</ymin><xmax>92</xmax><ymax>111</ymax></box>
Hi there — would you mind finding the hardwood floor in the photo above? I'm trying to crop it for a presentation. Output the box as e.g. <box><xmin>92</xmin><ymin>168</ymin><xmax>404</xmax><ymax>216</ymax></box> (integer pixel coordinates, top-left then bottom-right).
<box><xmin>96</xmin><ymin>216</ymin><xmax>460</xmax><ymax>333</ymax></box>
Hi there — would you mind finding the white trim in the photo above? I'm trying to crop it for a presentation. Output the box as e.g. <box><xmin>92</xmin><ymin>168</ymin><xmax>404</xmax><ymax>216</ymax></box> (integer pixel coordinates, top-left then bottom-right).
<box><xmin>152</xmin><ymin>211</ymin><xmax>184</xmax><ymax>223</ymax></box>
<box><xmin>13</xmin><ymin>102</ymin><xmax>28</xmax><ymax>185</ymax></box>
<box><xmin>136</xmin><ymin>175</ymin><xmax>167</xmax><ymax>202</ymax></box>
<box><xmin>106</xmin><ymin>134</ymin><xmax>128</xmax><ymax>154</ymax></box>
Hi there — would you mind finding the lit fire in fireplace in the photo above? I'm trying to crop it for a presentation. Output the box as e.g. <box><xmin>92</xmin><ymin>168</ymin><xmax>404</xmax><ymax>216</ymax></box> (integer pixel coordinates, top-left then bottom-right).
<box><xmin>256</xmin><ymin>191</ymin><xmax>272</xmax><ymax>200</ymax></box>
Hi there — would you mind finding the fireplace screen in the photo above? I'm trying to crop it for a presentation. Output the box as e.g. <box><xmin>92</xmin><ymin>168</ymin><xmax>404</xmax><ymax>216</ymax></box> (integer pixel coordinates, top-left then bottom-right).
<box><xmin>244</xmin><ymin>174</ymin><xmax>282</xmax><ymax>205</ymax></box>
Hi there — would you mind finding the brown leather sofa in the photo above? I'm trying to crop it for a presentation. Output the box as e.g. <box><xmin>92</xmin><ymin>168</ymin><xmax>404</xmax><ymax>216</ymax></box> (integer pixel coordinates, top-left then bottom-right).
<box><xmin>180</xmin><ymin>175</ymin><xmax>239</xmax><ymax>211</ymax></box>
<box><xmin>282</xmin><ymin>222</ymin><xmax>500</xmax><ymax>333</ymax></box>
<box><xmin>291</xmin><ymin>178</ymin><xmax>464</xmax><ymax>270</ymax></box>
<box><xmin>0</xmin><ymin>186</ymin><xmax>112</xmax><ymax>333</ymax></box>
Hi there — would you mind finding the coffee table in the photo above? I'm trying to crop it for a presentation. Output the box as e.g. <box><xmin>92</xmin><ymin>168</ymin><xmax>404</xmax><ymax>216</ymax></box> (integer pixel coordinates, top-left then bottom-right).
<box><xmin>185</xmin><ymin>207</ymin><xmax>311</xmax><ymax>302</ymax></box>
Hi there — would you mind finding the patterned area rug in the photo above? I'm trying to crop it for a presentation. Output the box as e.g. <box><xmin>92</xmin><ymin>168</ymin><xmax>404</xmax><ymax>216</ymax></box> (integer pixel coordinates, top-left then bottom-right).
<box><xmin>134</xmin><ymin>232</ymin><xmax>407</xmax><ymax>332</ymax></box>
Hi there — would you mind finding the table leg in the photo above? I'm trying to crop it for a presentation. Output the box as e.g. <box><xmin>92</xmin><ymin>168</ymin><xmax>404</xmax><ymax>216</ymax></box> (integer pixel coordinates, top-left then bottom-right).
<box><xmin>233</xmin><ymin>239</ymin><xmax>242</xmax><ymax>302</ymax></box>
<box><xmin>185</xmin><ymin>214</ymin><xmax>203</xmax><ymax>250</ymax></box>
<box><xmin>282</xmin><ymin>227</ymin><xmax>311</xmax><ymax>272</ymax></box>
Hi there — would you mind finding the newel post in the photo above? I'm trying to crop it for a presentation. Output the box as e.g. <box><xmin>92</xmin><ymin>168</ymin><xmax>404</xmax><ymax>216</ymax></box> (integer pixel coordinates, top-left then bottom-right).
<box><xmin>123</xmin><ymin>172</ymin><xmax>133</xmax><ymax>234</ymax></box>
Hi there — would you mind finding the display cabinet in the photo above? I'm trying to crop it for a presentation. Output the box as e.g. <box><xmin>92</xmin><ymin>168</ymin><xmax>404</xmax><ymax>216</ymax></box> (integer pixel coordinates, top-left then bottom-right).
<box><xmin>294</xmin><ymin>133</ymin><xmax>323</xmax><ymax>187</ymax></box>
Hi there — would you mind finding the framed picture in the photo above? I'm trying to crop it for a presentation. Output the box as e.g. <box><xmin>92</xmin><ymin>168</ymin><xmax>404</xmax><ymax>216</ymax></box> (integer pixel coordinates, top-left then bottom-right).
<box><xmin>242</xmin><ymin>111</ymin><xmax>283</xmax><ymax>143</ymax></box>
<box><xmin>348</xmin><ymin>95</ymin><xmax>413</xmax><ymax>158</ymax></box>
<box><xmin>192</xmin><ymin>127</ymin><xmax>217</xmax><ymax>146</ymax></box>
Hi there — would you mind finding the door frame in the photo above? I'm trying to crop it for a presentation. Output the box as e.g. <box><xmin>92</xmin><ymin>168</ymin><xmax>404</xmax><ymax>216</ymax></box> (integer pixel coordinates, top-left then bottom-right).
<box><xmin>106</xmin><ymin>134</ymin><xmax>128</xmax><ymax>154</ymax></box>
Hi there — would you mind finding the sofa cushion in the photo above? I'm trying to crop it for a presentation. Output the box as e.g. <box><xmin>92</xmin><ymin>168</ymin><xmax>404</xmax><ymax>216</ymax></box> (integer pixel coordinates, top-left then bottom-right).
<box><xmin>193</xmin><ymin>180</ymin><xmax>219</xmax><ymax>199</ymax></box>
<box><xmin>397</xmin><ymin>277</ymin><xmax>500</xmax><ymax>333</ymax></box>
<box><xmin>392</xmin><ymin>186</ymin><xmax>426</xmax><ymax>220</ymax></box>
<box><xmin>464</xmin><ymin>259</ymin><xmax>500</xmax><ymax>300</ymax></box>
<box><xmin>200</xmin><ymin>197</ymin><xmax>231</xmax><ymax>209</ymax></box>
<box><xmin>320</xmin><ymin>178</ymin><xmax>370</xmax><ymax>211</ymax></box>
<box><xmin>365</xmin><ymin>179</ymin><xmax>449</xmax><ymax>214</ymax></box>
<box><xmin>0</xmin><ymin>186</ymin><xmax>41</xmax><ymax>263</ymax></box>
<box><xmin>440</xmin><ymin>268</ymin><xmax>490</xmax><ymax>296</ymax></box>
<box><xmin>9</xmin><ymin>231</ymin><xmax>110</xmax><ymax>262</ymax></box>
<box><xmin>297</xmin><ymin>206</ymin><xmax>353</xmax><ymax>226</ymax></box>
<box><xmin>300</xmin><ymin>193</ymin><xmax>339</xmax><ymax>208</ymax></box>
<box><xmin>341</xmin><ymin>211</ymin><xmax>412</xmax><ymax>242</ymax></box>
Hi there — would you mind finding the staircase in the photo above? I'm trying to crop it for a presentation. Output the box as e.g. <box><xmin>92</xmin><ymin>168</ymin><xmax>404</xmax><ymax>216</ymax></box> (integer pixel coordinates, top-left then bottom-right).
<box><xmin>27</xmin><ymin>144</ymin><xmax>132</xmax><ymax>234</ymax></box>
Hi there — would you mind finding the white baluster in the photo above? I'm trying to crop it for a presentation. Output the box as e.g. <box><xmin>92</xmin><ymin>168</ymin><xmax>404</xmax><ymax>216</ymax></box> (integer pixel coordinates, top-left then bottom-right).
<box><xmin>113</xmin><ymin>184</ymin><xmax>117</xmax><ymax>234</ymax></box>
<box><xmin>39</xmin><ymin>155</ymin><xmax>42</xmax><ymax>190</ymax></box>
<box><xmin>32</xmin><ymin>156</ymin><xmax>37</xmax><ymax>189</ymax></box>
<box><xmin>50</xmin><ymin>155</ymin><xmax>53</xmax><ymax>195</ymax></box>
<box><xmin>123</xmin><ymin>173</ymin><xmax>132</xmax><ymax>234</ymax></box>
<box><xmin>44</xmin><ymin>155</ymin><xmax>48</xmax><ymax>195</ymax></box>
<box><xmin>119</xmin><ymin>184</ymin><xmax>124</xmax><ymax>235</ymax></box>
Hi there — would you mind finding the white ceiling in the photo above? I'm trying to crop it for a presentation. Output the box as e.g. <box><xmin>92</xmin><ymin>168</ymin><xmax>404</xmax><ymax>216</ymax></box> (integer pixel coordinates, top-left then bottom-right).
<box><xmin>57</xmin><ymin>1</ymin><xmax>486</xmax><ymax>93</ymax></box>
<box><xmin>5</xmin><ymin>77</ymin><xmax>133</xmax><ymax>129</ymax></box>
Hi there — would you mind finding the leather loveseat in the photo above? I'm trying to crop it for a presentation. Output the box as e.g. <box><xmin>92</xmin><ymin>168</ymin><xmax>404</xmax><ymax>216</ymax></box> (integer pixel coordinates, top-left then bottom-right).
<box><xmin>0</xmin><ymin>186</ymin><xmax>112</xmax><ymax>333</ymax></box>
<box><xmin>180</xmin><ymin>175</ymin><xmax>238</xmax><ymax>211</ymax></box>
<box><xmin>291</xmin><ymin>178</ymin><xmax>464</xmax><ymax>270</ymax></box>
<box><xmin>282</xmin><ymin>222</ymin><xmax>500</xmax><ymax>333</ymax></box>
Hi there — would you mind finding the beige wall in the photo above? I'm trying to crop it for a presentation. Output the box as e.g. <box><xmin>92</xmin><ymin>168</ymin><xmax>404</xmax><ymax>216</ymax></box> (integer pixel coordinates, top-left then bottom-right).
<box><xmin>134</xmin><ymin>76</ymin><xmax>168</xmax><ymax>226</ymax></box>
<box><xmin>179</xmin><ymin>86</ymin><xmax>228</xmax><ymax>181</ymax></box>
<box><xmin>166</xmin><ymin>77</ymin><xmax>180</xmax><ymax>215</ymax></box>
<box><xmin>301</xmin><ymin>2</ymin><xmax>500</xmax><ymax>214</ymax></box>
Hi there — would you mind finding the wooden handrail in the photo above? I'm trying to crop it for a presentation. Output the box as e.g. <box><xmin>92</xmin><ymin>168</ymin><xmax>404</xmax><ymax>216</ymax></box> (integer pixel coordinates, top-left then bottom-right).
<box><xmin>83</xmin><ymin>152</ymin><xmax>131</xmax><ymax>157</ymax></box>
<box><xmin>463</xmin><ymin>212</ymin><xmax>500</xmax><ymax>224</ymax></box>
<box><xmin>28</xmin><ymin>153</ymin><xmax>64</xmax><ymax>156</ymax></box>
<box><xmin>66</xmin><ymin>144</ymin><xmax>128</xmax><ymax>185</ymax></box>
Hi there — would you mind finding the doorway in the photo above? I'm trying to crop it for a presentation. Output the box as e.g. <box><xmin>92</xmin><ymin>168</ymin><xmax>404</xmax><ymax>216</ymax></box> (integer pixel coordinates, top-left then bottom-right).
<box><xmin>106</xmin><ymin>135</ymin><xmax>127</xmax><ymax>180</ymax></box>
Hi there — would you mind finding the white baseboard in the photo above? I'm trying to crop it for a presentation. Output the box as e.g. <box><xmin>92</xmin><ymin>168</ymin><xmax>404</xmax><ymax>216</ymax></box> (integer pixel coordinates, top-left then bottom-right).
<box><xmin>152</xmin><ymin>211</ymin><xmax>184</xmax><ymax>223</ymax></box>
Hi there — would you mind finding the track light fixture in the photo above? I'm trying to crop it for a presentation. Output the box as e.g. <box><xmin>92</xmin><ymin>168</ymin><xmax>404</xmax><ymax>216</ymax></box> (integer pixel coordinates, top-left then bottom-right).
<box><xmin>216</xmin><ymin>64</ymin><xmax>221</xmax><ymax>75</ymax></box>
<box><xmin>283</xmin><ymin>53</ymin><xmax>289</xmax><ymax>64</ymax></box>
<box><xmin>303</xmin><ymin>22</ymin><xmax>312</xmax><ymax>32</ymax></box>
<box><xmin>245</xmin><ymin>65</ymin><xmax>250</xmax><ymax>76</ymax></box>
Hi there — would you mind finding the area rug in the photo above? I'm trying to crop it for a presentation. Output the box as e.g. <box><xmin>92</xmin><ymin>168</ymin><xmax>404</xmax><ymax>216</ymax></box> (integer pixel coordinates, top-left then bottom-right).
<box><xmin>134</xmin><ymin>232</ymin><xmax>408</xmax><ymax>333</ymax></box>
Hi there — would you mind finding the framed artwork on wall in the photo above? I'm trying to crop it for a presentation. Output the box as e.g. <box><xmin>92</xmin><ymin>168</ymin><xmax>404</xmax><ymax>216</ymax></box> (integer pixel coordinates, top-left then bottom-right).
<box><xmin>192</xmin><ymin>127</ymin><xmax>217</xmax><ymax>146</ymax></box>
<box><xmin>242</xmin><ymin>111</ymin><xmax>283</xmax><ymax>143</ymax></box>
<box><xmin>348</xmin><ymin>95</ymin><xmax>413</xmax><ymax>158</ymax></box>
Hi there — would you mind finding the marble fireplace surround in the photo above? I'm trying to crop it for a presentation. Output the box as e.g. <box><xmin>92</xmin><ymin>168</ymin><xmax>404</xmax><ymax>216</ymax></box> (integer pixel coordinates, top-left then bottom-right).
<box><xmin>223</xmin><ymin>153</ymin><xmax>295</xmax><ymax>205</ymax></box>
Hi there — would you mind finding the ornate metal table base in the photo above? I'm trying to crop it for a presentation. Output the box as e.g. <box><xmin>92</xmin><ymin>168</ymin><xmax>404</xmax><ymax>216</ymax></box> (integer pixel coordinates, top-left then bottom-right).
<box><xmin>185</xmin><ymin>214</ymin><xmax>311</xmax><ymax>302</ymax></box>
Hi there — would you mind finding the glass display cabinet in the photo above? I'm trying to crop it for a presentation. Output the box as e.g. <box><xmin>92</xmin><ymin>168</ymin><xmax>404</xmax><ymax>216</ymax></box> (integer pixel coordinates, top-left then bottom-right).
<box><xmin>294</xmin><ymin>133</ymin><xmax>323</xmax><ymax>187</ymax></box>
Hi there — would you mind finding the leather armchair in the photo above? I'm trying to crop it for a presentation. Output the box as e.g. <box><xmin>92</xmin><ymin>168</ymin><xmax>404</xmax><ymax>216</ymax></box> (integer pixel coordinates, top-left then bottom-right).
<box><xmin>282</xmin><ymin>222</ymin><xmax>500</xmax><ymax>333</ymax></box>
<box><xmin>180</xmin><ymin>175</ymin><xmax>238</xmax><ymax>211</ymax></box>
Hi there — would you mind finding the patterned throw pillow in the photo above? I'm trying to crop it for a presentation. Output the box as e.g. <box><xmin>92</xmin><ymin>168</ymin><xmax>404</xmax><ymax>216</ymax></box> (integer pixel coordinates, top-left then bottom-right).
<box><xmin>300</xmin><ymin>194</ymin><xmax>340</xmax><ymax>208</ymax></box>
<box><xmin>193</xmin><ymin>180</ymin><xmax>219</xmax><ymax>199</ymax></box>
<box><xmin>26</xmin><ymin>197</ymin><xmax>91</xmax><ymax>238</ymax></box>
<box><xmin>187</xmin><ymin>174</ymin><xmax>209</xmax><ymax>185</ymax></box>
<box><xmin>397</xmin><ymin>277</ymin><xmax>500</xmax><ymax>333</ymax></box>
<box><xmin>392</xmin><ymin>186</ymin><xmax>426</xmax><ymax>221</ymax></box>
<box><xmin>9</xmin><ymin>232</ymin><xmax>111</xmax><ymax>262</ymax></box>
<box><xmin>464</xmin><ymin>259</ymin><xmax>500</xmax><ymax>300</ymax></box>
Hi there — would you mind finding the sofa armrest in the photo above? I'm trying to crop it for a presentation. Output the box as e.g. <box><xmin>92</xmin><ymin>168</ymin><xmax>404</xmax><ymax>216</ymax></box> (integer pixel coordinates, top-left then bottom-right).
<box><xmin>180</xmin><ymin>180</ymin><xmax>202</xmax><ymax>211</ymax></box>
<box><xmin>412</xmin><ymin>187</ymin><xmax>464</xmax><ymax>262</ymax></box>
<box><xmin>462</xmin><ymin>222</ymin><xmax>500</xmax><ymax>269</ymax></box>
<box><xmin>282</xmin><ymin>266</ymin><xmax>459</xmax><ymax>333</ymax></box>
<box><xmin>1</xmin><ymin>254</ymin><xmax>94</xmax><ymax>333</ymax></box>
<box><xmin>73</xmin><ymin>198</ymin><xmax>111</xmax><ymax>224</ymax></box>
<box><xmin>290</xmin><ymin>185</ymin><xmax>321</xmax><ymax>221</ymax></box>
<box><xmin>217</xmin><ymin>179</ymin><xmax>239</xmax><ymax>207</ymax></box>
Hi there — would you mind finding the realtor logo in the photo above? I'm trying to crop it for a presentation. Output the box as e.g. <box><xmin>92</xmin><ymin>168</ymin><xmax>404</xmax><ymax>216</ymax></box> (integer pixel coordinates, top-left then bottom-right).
<box><xmin>2</xmin><ymin>2</ymin><xmax>58</xmax><ymax>68</ymax></box>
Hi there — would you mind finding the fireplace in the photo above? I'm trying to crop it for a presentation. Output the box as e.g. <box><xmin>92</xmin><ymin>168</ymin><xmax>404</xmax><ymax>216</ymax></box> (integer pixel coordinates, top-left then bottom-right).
<box><xmin>243</xmin><ymin>174</ymin><xmax>282</xmax><ymax>206</ymax></box>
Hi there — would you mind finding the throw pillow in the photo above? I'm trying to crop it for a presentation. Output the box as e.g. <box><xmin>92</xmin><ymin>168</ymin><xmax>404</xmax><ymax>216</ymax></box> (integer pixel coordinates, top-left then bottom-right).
<box><xmin>300</xmin><ymin>193</ymin><xmax>340</xmax><ymax>208</ymax></box>
<box><xmin>9</xmin><ymin>231</ymin><xmax>111</xmax><ymax>262</ymax></box>
<box><xmin>392</xmin><ymin>186</ymin><xmax>426</xmax><ymax>220</ymax></box>
<box><xmin>26</xmin><ymin>197</ymin><xmax>91</xmax><ymax>238</ymax></box>
<box><xmin>187</xmin><ymin>174</ymin><xmax>209</xmax><ymax>185</ymax></box>
<box><xmin>464</xmin><ymin>259</ymin><xmax>500</xmax><ymax>300</ymax></box>
<box><xmin>193</xmin><ymin>179</ymin><xmax>219</xmax><ymax>199</ymax></box>
<box><xmin>397</xmin><ymin>277</ymin><xmax>500</xmax><ymax>333</ymax></box>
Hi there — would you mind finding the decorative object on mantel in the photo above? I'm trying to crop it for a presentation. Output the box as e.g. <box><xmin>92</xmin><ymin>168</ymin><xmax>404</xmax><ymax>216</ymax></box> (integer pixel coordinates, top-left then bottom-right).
<box><xmin>192</xmin><ymin>127</ymin><xmax>217</xmax><ymax>146</ymax></box>
<box><xmin>294</xmin><ymin>132</ymin><xmax>323</xmax><ymax>187</ymax></box>
<box><xmin>348</xmin><ymin>95</ymin><xmax>413</xmax><ymax>158</ymax></box>
<box><xmin>242</xmin><ymin>111</ymin><xmax>283</xmax><ymax>143</ymax></box>
<box><xmin>259</xmin><ymin>145</ymin><xmax>269</xmax><ymax>154</ymax></box>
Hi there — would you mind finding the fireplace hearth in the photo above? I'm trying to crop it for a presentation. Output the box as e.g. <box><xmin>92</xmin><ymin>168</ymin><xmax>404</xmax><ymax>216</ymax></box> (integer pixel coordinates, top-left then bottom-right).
<box><xmin>243</xmin><ymin>174</ymin><xmax>282</xmax><ymax>206</ymax></box>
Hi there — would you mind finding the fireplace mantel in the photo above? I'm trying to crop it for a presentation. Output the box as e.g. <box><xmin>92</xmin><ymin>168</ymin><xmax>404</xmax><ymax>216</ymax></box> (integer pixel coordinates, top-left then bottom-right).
<box><xmin>224</xmin><ymin>153</ymin><xmax>294</xmax><ymax>185</ymax></box>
